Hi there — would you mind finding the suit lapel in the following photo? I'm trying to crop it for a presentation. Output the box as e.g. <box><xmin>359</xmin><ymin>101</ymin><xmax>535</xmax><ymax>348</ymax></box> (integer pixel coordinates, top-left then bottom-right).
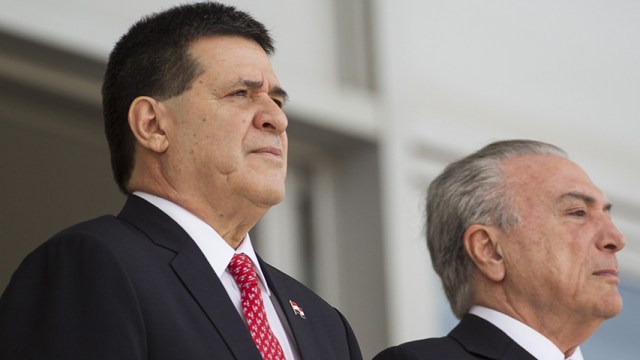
<box><xmin>118</xmin><ymin>196</ymin><xmax>262</xmax><ymax>359</ymax></box>
<box><xmin>260</xmin><ymin>259</ymin><xmax>323</xmax><ymax>360</ymax></box>
<box><xmin>171</xmin><ymin>250</ymin><xmax>261</xmax><ymax>359</ymax></box>
<box><xmin>449</xmin><ymin>314</ymin><xmax>537</xmax><ymax>360</ymax></box>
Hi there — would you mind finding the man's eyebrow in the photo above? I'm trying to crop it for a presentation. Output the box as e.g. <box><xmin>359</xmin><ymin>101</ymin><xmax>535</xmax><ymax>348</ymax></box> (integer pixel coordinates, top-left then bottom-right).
<box><xmin>241</xmin><ymin>79</ymin><xmax>289</xmax><ymax>103</ymax></box>
<box><xmin>271</xmin><ymin>86</ymin><xmax>289</xmax><ymax>103</ymax></box>
<box><xmin>558</xmin><ymin>191</ymin><xmax>613</xmax><ymax>212</ymax></box>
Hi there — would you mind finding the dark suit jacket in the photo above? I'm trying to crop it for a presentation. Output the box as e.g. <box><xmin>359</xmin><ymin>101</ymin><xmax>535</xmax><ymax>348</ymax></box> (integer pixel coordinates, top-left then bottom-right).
<box><xmin>0</xmin><ymin>196</ymin><xmax>362</xmax><ymax>359</ymax></box>
<box><xmin>373</xmin><ymin>314</ymin><xmax>536</xmax><ymax>360</ymax></box>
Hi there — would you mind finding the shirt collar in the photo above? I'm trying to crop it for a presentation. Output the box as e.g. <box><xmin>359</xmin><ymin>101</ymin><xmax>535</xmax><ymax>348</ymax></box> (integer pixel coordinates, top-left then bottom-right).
<box><xmin>234</xmin><ymin>233</ymin><xmax>271</xmax><ymax>296</ymax></box>
<box><xmin>469</xmin><ymin>306</ymin><xmax>584</xmax><ymax>360</ymax></box>
<box><xmin>133</xmin><ymin>192</ymin><xmax>271</xmax><ymax>296</ymax></box>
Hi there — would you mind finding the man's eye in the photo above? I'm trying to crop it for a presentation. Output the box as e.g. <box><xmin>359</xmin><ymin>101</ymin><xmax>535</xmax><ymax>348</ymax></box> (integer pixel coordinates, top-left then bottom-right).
<box><xmin>570</xmin><ymin>209</ymin><xmax>587</xmax><ymax>217</ymax></box>
<box><xmin>272</xmin><ymin>98</ymin><xmax>283</xmax><ymax>108</ymax></box>
<box><xmin>232</xmin><ymin>90</ymin><xmax>248</xmax><ymax>97</ymax></box>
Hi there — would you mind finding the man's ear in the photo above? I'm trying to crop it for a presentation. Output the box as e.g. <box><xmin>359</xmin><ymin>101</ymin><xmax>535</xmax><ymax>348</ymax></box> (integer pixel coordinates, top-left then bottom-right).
<box><xmin>128</xmin><ymin>96</ymin><xmax>170</xmax><ymax>153</ymax></box>
<box><xmin>463</xmin><ymin>224</ymin><xmax>506</xmax><ymax>282</ymax></box>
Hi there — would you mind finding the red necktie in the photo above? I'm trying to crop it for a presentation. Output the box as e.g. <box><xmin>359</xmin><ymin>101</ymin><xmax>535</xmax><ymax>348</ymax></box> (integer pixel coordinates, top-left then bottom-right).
<box><xmin>228</xmin><ymin>253</ymin><xmax>285</xmax><ymax>360</ymax></box>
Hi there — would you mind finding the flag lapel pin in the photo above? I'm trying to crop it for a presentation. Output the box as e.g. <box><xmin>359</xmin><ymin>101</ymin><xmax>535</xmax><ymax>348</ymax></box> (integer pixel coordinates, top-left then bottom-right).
<box><xmin>289</xmin><ymin>300</ymin><xmax>306</xmax><ymax>319</ymax></box>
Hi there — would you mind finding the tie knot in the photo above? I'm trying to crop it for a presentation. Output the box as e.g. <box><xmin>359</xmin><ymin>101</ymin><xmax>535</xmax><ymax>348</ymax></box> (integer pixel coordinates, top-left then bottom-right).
<box><xmin>228</xmin><ymin>253</ymin><xmax>259</xmax><ymax>288</ymax></box>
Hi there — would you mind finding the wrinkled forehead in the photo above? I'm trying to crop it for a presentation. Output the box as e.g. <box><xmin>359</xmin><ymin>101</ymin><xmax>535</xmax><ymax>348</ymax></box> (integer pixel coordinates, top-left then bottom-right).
<box><xmin>500</xmin><ymin>154</ymin><xmax>607</xmax><ymax>205</ymax></box>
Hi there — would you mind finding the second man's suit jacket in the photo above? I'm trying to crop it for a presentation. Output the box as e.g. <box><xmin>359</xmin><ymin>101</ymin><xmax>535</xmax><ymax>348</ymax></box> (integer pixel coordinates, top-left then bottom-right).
<box><xmin>373</xmin><ymin>314</ymin><xmax>536</xmax><ymax>360</ymax></box>
<box><xmin>0</xmin><ymin>195</ymin><xmax>362</xmax><ymax>359</ymax></box>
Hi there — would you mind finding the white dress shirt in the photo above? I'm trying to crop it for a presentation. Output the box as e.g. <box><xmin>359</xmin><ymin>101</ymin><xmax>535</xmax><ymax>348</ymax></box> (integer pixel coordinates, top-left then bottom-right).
<box><xmin>469</xmin><ymin>306</ymin><xmax>584</xmax><ymax>360</ymax></box>
<box><xmin>134</xmin><ymin>192</ymin><xmax>300</xmax><ymax>359</ymax></box>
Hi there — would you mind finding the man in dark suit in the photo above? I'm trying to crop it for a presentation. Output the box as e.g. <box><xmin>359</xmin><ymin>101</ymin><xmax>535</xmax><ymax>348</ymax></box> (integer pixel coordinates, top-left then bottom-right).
<box><xmin>375</xmin><ymin>140</ymin><xmax>625</xmax><ymax>360</ymax></box>
<box><xmin>0</xmin><ymin>3</ymin><xmax>362</xmax><ymax>359</ymax></box>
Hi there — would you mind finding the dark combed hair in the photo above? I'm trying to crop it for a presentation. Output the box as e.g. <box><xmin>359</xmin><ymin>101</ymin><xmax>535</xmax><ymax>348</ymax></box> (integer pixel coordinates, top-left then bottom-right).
<box><xmin>102</xmin><ymin>2</ymin><xmax>274</xmax><ymax>194</ymax></box>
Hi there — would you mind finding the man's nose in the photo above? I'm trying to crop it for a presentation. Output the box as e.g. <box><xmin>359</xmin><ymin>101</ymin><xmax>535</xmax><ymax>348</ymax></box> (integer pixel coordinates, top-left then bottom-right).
<box><xmin>253</xmin><ymin>96</ymin><xmax>287</xmax><ymax>133</ymax></box>
<box><xmin>598</xmin><ymin>216</ymin><xmax>625</xmax><ymax>253</ymax></box>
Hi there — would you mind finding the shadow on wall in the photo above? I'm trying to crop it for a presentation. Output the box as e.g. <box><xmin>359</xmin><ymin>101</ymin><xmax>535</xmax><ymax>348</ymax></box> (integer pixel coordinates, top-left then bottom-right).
<box><xmin>0</xmin><ymin>29</ymin><xmax>124</xmax><ymax>293</ymax></box>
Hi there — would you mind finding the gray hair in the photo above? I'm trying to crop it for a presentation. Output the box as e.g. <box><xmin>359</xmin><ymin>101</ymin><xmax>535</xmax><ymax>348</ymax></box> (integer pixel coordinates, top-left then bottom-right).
<box><xmin>426</xmin><ymin>139</ymin><xmax>567</xmax><ymax>318</ymax></box>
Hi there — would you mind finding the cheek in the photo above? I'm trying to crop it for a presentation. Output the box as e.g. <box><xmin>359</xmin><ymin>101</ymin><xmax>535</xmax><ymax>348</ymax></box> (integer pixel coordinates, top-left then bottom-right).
<box><xmin>503</xmin><ymin>229</ymin><xmax>553</xmax><ymax>276</ymax></box>
<box><xmin>282</xmin><ymin>135</ymin><xmax>289</xmax><ymax>157</ymax></box>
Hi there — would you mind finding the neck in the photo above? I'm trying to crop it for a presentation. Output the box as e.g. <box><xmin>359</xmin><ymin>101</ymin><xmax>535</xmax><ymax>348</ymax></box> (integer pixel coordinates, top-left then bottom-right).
<box><xmin>169</xmin><ymin>192</ymin><xmax>266</xmax><ymax>249</ymax></box>
<box><xmin>130</xmin><ymin>189</ymin><xmax>265</xmax><ymax>250</ymax></box>
<box><xmin>475</xmin><ymin>286</ymin><xmax>598</xmax><ymax>355</ymax></box>
<box><xmin>128</xmin><ymin>162</ymin><xmax>268</xmax><ymax>249</ymax></box>
<box><xmin>493</xmin><ymin>303</ymin><xmax>597</xmax><ymax>355</ymax></box>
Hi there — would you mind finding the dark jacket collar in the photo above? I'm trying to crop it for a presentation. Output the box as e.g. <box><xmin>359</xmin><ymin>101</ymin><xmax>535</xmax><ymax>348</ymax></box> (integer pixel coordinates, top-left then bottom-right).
<box><xmin>118</xmin><ymin>195</ymin><xmax>263</xmax><ymax>359</ymax></box>
<box><xmin>450</xmin><ymin>314</ymin><xmax>537</xmax><ymax>359</ymax></box>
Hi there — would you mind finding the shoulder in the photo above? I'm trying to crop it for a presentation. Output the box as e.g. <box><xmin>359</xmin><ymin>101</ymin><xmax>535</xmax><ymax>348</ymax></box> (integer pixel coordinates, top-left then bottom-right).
<box><xmin>40</xmin><ymin>214</ymin><xmax>135</xmax><ymax>248</ymax></box>
<box><xmin>7</xmin><ymin>214</ymin><xmax>153</xmax><ymax>293</ymax></box>
<box><xmin>35</xmin><ymin>211</ymin><xmax>165</xmax><ymax>260</ymax></box>
<box><xmin>8</xmin><ymin>215</ymin><xmax>134</xmax><ymax>281</ymax></box>
<box><xmin>24</xmin><ymin>215</ymin><xmax>125</xmax><ymax>259</ymax></box>
<box><xmin>54</xmin><ymin>214</ymin><xmax>137</xmax><ymax>241</ymax></box>
<box><xmin>0</xmin><ymin>216</ymin><xmax>148</xmax><ymax>359</ymax></box>
<box><xmin>373</xmin><ymin>337</ymin><xmax>472</xmax><ymax>360</ymax></box>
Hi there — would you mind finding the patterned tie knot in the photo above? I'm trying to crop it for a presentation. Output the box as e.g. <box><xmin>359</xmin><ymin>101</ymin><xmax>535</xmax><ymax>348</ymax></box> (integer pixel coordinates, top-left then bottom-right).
<box><xmin>228</xmin><ymin>253</ymin><xmax>259</xmax><ymax>290</ymax></box>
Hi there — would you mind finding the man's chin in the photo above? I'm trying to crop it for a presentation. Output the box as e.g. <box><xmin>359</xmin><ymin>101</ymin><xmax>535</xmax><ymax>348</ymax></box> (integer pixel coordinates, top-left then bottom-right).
<box><xmin>597</xmin><ymin>293</ymin><xmax>623</xmax><ymax>320</ymax></box>
<box><xmin>251</xmin><ymin>189</ymin><xmax>285</xmax><ymax>209</ymax></box>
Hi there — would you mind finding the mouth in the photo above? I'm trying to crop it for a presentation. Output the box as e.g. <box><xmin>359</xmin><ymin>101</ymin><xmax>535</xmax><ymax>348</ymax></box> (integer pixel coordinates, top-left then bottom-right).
<box><xmin>251</xmin><ymin>147</ymin><xmax>283</xmax><ymax>158</ymax></box>
<box><xmin>592</xmin><ymin>269</ymin><xmax>619</xmax><ymax>279</ymax></box>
